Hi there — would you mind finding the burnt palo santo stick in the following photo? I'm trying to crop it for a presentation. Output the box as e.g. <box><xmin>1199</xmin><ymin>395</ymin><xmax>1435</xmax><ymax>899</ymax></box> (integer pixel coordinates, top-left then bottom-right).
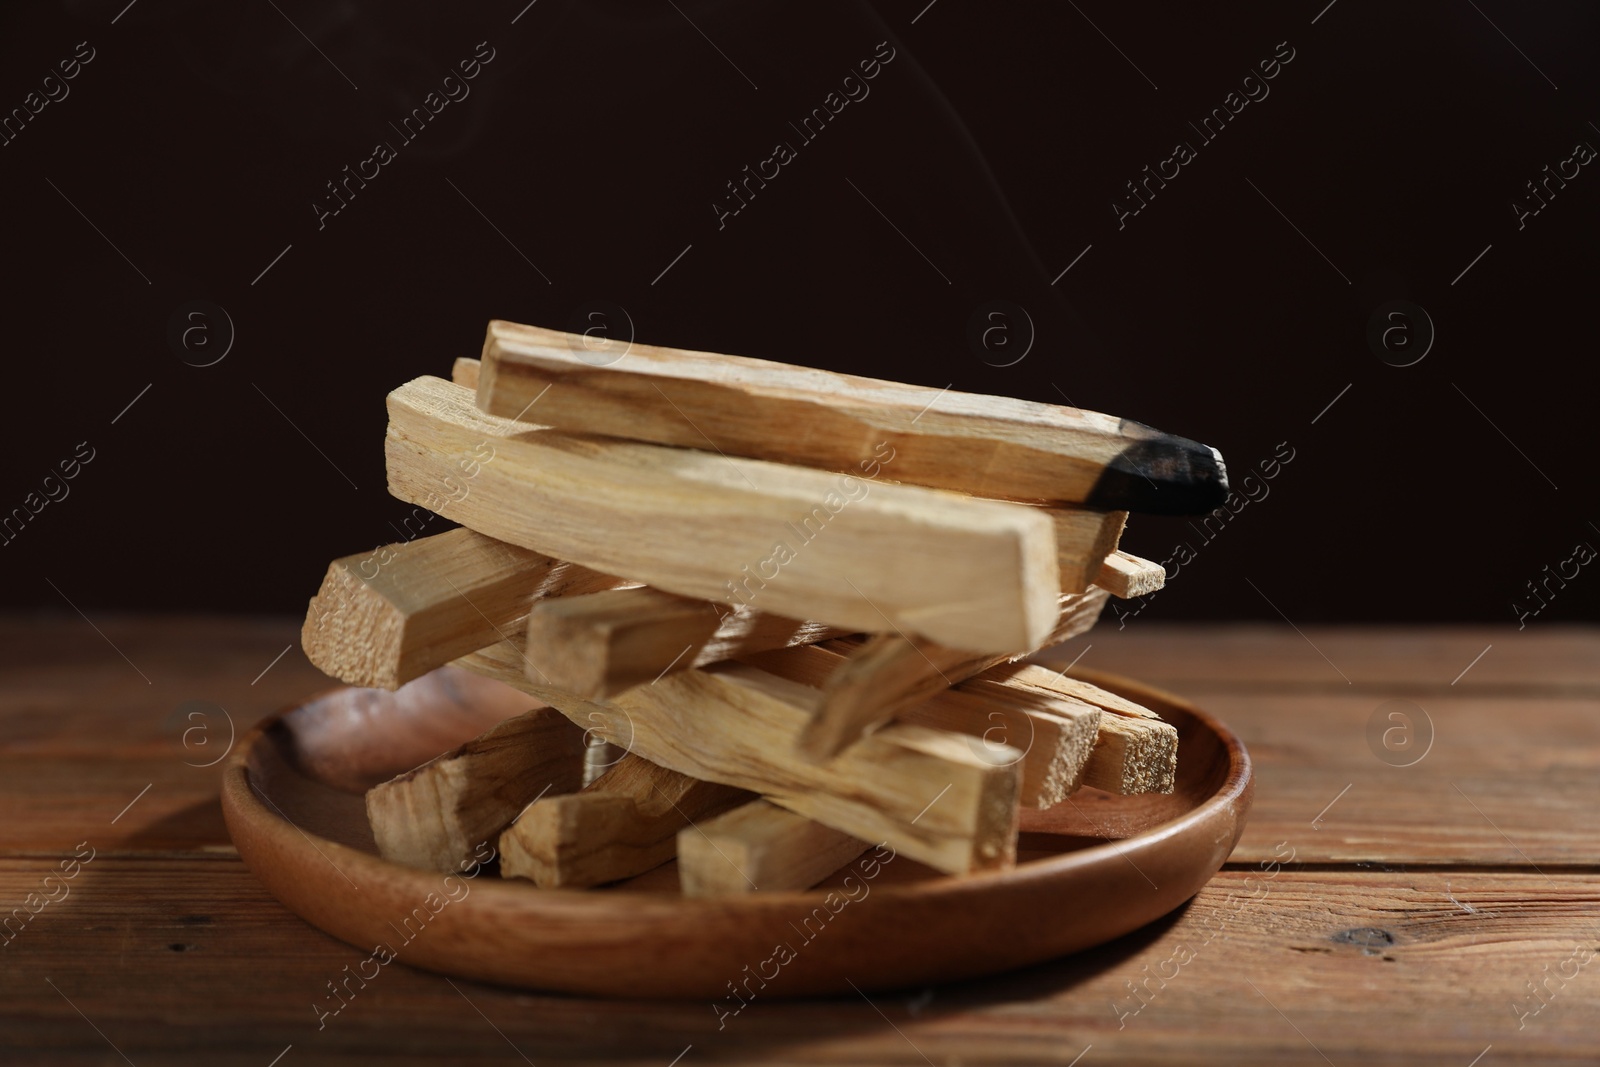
<box><xmin>387</xmin><ymin>375</ymin><xmax>1081</xmax><ymax>653</ymax></box>
<box><xmin>475</xmin><ymin>320</ymin><xmax>1229</xmax><ymax>515</ymax></box>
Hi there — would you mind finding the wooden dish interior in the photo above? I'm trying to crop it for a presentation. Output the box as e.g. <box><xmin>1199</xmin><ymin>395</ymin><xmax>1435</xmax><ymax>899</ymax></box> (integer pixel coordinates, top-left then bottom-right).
<box><xmin>247</xmin><ymin>666</ymin><xmax>1237</xmax><ymax>893</ymax></box>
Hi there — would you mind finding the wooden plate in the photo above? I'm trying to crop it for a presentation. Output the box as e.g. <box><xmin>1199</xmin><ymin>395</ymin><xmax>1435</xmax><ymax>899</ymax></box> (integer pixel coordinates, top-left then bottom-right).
<box><xmin>221</xmin><ymin>665</ymin><xmax>1252</xmax><ymax>998</ymax></box>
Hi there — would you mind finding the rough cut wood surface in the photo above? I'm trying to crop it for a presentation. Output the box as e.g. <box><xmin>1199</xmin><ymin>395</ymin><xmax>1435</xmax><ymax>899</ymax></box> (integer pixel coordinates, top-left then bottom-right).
<box><xmin>386</xmin><ymin>375</ymin><xmax>1067</xmax><ymax>653</ymax></box>
<box><xmin>1012</xmin><ymin>665</ymin><xmax>1179</xmax><ymax>794</ymax></box>
<box><xmin>1096</xmin><ymin>549</ymin><xmax>1168</xmax><ymax>598</ymax></box>
<box><xmin>302</xmin><ymin>526</ymin><xmax>623</xmax><ymax>689</ymax></box>
<box><xmin>2</xmin><ymin>615</ymin><xmax>1595</xmax><ymax>1065</ymax></box>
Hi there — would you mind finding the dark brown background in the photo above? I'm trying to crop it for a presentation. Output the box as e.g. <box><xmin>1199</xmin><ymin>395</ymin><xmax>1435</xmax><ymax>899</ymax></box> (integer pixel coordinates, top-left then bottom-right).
<box><xmin>1</xmin><ymin>0</ymin><xmax>1594</xmax><ymax>624</ymax></box>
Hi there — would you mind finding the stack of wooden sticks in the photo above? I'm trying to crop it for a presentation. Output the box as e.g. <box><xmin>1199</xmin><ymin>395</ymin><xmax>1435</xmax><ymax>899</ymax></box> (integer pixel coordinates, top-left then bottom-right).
<box><xmin>300</xmin><ymin>320</ymin><xmax>1230</xmax><ymax>894</ymax></box>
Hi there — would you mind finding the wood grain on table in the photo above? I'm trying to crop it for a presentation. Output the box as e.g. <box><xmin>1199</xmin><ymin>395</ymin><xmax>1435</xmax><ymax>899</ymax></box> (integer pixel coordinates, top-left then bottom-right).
<box><xmin>1</xmin><ymin>615</ymin><xmax>1595</xmax><ymax>1065</ymax></box>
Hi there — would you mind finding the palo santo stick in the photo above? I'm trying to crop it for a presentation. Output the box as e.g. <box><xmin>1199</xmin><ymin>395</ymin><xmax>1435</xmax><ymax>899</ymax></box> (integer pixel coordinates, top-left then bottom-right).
<box><xmin>778</xmin><ymin>586</ymin><xmax>1110</xmax><ymax>760</ymax></box>
<box><xmin>301</xmin><ymin>526</ymin><xmax>623</xmax><ymax>689</ymax></box>
<box><xmin>387</xmin><ymin>375</ymin><xmax>1068</xmax><ymax>653</ymax></box>
<box><xmin>524</xmin><ymin>586</ymin><xmax>847</xmax><ymax>698</ymax></box>
<box><xmin>457</xmin><ymin>639</ymin><xmax>1021</xmax><ymax>875</ymax></box>
<box><xmin>753</xmin><ymin>645</ymin><xmax>1102</xmax><ymax>808</ymax></box>
<box><xmin>476</xmin><ymin>320</ymin><xmax>1231</xmax><ymax>515</ymax></box>
<box><xmin>1017</xmin><ymin>669</ymin><xmax>1163</xmax><ymax>721</ymax></box>
<box><xmin>950</xmin><ymin>680</ymin><xmax>1100</xmax><ymax>809</ymax></box>
<box><xmin>452</xmin><ymin>357</ymin><xmax>480</xmax><ymax>388</ymax></box>
<box><xmin>1002</xmin><ymin>667</ymin><xmax>1177</xmax><ymax>795</ymax></box>
<box><xmin>1078</xmin><ymin>715</ymin><xmax>1177</xmax><ymax>795</ymax></box>
<box><xmin>1095</xmin><ymin>550</ymin><xmax>1166</xmax><ymax>598</ymax></box>
<box><xmin>792</xmin><ymin>634</ymin><xmax>979</xmax><ymax>759</ymax></box>
<box><xmin>1052</xmin><ymin>509</ymin><xmax>1128</xmax><ymax>594</ymax></box>
<box><xmin>677</xmin><ymin>800</ymin><xmax>869</xmax><ymax>897</ymax></box>
<box><xmin>499</xmin><ymin>753</ymin><xmax>749</xmax><ymax>888</ymax></box>
<box><xmin>365</xmin><ymin>706</ymin><xmax>586</xmax><ymax>871</ymax></box>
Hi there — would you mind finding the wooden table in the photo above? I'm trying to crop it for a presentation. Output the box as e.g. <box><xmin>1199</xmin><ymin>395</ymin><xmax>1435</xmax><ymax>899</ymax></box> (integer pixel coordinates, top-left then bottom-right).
<box><xmin>3</xmin><ymin>616</ymin><xmax>1596</xmax><ymax>1065</ymax></box>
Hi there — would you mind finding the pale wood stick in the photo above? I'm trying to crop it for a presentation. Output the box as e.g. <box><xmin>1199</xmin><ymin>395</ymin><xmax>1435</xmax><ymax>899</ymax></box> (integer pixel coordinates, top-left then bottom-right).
<box><xmin>677</xmin><ymin>799</ymin><xmax>869</xmax><ymax>897</ymax></box>
<box><xmin>1096</xmin><ymin>550</ymin><xmax>1167</xmax><ymax>598</ymax></box>
<box><xmin>1035</xmin><ymin>586</ymin><xmax>1114</xmax><ymax>647</ymax></box>
<box><xmin>364</xmin><ymin>706</ymin><xmax>587</xmax><ymax>872</ymax></box>
<box><xmin>524</xmin><ymin>586</ymin><xmax>848</xmax><ymax>698</ymax></box>
<box><xmin>1002</xmin><ymin>666</ymin><xmax>1178</xmax><ymax>795</ymax></box>
<box><xmin>751</xmin><ymin>645</ymin><xmax>1102</xmax><ymax>808</ymax></box>
<box><xmin>773</xmin><ymin>586</ymin><xmax>1110</xmax><ymax>760</ymax></box>
<box><xmin>499</xmin><ymin>753</ymin><xmax>749</xmax><ymax>888</ymax></box>
<box><xmin>456</xmin><ymin>639</ymin><xmax>1022</xmax><ymax>875</ymax></box>
<box><xmin>926</xmin><ymin>669</ymin><xmax>1102</xmax><ymax>808</ymax></box>
<box><xmin>787</xmin><ymin>634</ymin><xmax>979</xmax><ymax>759</ymax></box>
<box><xmin>387</xmin><ymin>375</ymin><xmax>1069</xmax><ymax>653</ymax></box>
<box><xmin>452</xmin><ymin>357</ymin><xmax>480</xmax><ymax>388</ymax></box>
<box><xmin>1052</xmin><ymin>509</ymin><xmax>1128</xmax><ymax>594</ymax></box>
<box><xmin>301</xmin><ymin>527</ymin><xmax>625</xmax><ymax>690</ymax></box>
<box><xmin>1077</xmin><ymin>714</ymin><xmax>1178</xmax><ymax>795</ymax></box>
<box><xmin>475</xmin><ymin>320</ymin><xmax>1231</xmax><ymax>515</ymax></box>
<box><xmin>1016</xmin><ymin>669</ymin><xmax>1164</xmax><ymax>721</ymax></box>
